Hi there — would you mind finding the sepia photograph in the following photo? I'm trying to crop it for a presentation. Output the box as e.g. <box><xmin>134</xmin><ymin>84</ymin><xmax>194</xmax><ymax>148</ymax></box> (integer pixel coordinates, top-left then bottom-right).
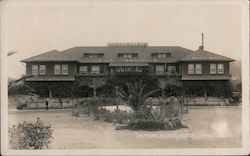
<box><xmin>1</xmin><ymin>0</ymin><xmax>249</xmax><ymax>155</ymax></box>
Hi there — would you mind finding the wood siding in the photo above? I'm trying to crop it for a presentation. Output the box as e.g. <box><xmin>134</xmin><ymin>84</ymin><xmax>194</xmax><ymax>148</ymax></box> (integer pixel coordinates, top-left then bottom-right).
<box><xmin>26</xmin><ymin>62</ymin><xmax>77</xmax><ymax>77</ymax></box>
<box><xmin>25</xmin><ymin>61</ymin><xmax>231</xmax><ymax>80</ymax></box>
<box><xmin>181</xmin><ymin>61</ymin><xmax>230</xmax><ymax>80</ymax></box>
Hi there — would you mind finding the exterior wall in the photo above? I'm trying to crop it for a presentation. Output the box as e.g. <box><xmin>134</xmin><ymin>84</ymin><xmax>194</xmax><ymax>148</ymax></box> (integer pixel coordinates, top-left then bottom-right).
<box><xmin>78</xmin><ymin>63</ymin><xmax>109</xmax><ymax>76</ymax></box>
<box><xmin>26</xmin><ymin>61</ymin><xmax>230</xmax><ymax>80</ymax></box>
<box><xmin>181</xmin><ymin>61</ymin><xmax>230</xmax><ymax>80</ymax></box>
<box><xmin>148</xmin><ymin>63</ymin><xmax>179</xmax><ymax>75</ymax></box>
<box><xmin>26</xmin><ymin>62</ymin><xmax>77</xmax><ymax>77</ymax></box>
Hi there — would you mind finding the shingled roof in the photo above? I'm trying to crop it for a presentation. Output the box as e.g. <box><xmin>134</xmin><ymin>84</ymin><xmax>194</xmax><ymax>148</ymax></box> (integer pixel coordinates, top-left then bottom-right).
<box><xmin>180</xmin><ymin>49</ymin><xmax>235</xmax><ymax>62</ymax></box>
<box><xmin>21</xmin><ymin>50</ymin><xmax>75</xmax><ymax>62</ymax></box>
<box><xmin>21</xmin><ymin>46</ymin><xmax>234</xmax><ymax>63</ymax></box>
<box><xmin>60</xmin><ymin>46</ymin><xmax>195</xmax><ymax>63</ymax></box>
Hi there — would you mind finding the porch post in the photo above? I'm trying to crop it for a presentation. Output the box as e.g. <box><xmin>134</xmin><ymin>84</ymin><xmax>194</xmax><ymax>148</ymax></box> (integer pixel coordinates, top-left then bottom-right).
<box><xmin>49</xmin><ymin>90</ymin><xmax>53</xmax><ymax>98</ymax></box>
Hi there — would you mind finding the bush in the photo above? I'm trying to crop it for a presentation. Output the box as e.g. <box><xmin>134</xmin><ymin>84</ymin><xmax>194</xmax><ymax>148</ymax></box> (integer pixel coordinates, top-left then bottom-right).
<box><xmin>8</xmin><ymin>117</ymin><xmax>53</xmax><ymax>149</ymax></box>
<box><xmin>116</xmin><ymin>118</ymin><xmax>188</xmax><ymax>131</ymax></box>
<box><xmin>127</xmin><ymin>120</ymin><xmax>165</xmax><ymax>131</ymax></box>
<box><xmin>95</xmin><ymin>108</ymin><xmax>140</xmax><ymax>124</ymax></box>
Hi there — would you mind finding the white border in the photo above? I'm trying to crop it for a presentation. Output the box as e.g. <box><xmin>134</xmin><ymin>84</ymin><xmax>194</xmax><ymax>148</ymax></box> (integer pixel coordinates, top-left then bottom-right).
<box><xmin>1</xmin><ymin>0</ymin><xmax>249</xmax><ymax>155</ymax></box>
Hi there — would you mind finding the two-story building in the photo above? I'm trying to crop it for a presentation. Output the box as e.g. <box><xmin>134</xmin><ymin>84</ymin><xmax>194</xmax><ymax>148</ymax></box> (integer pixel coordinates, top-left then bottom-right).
<box><xmin>21</xmin><ymin>42</ymin><xmax>234</xmax><ymax>98</ymax></box>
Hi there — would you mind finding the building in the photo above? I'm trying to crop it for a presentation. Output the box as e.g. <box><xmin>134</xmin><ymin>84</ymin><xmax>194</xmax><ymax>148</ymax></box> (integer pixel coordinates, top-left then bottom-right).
<box><xmin>21</xmin><ymin>41</ymin><xmax>235</xmax><ymax>98</ymax></box>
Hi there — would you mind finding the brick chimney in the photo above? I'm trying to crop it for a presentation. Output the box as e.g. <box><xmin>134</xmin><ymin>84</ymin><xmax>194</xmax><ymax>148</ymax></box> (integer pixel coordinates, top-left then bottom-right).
<box><xmin>198</xmin><ymin>33</ymin><xmax>204</xmax><ymax>51</ymax></box>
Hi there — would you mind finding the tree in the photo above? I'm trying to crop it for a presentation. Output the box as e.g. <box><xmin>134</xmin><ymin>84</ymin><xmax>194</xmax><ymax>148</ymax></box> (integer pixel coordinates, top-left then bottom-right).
<box><xmin>78</xmin><ymin>77</ymin><xmax>106</xmax><ymax>97</ymax></box>
<box><xmin>157</xmin><ymin>78</ymin><xmax>168</xmax><ymax>98</ymax></box>
<box><xmin>8</xmin><ymin>75</ymin><xmax>35</xmax><ymax>95</ymax></box>
<box><xmin>118</xmin><ymin>80</ymin><xmax>160</xmax><ymax>111</ymax></box>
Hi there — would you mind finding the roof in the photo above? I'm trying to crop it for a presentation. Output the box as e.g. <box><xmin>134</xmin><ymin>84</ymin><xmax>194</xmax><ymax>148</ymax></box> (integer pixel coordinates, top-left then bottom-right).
<box><xmin>25</xmin><ymin>76</ymin><xmax>75</xmax><ymax>81</ymax></box>
<box><xmin>21</xmin><ymin>50</ymin><xmax>76</xmax><ymax>62</ymax></box>
<box><xmin>180</xmin><ymin>49</ymin><xmax>235</xmax><ymax>62</ymax></box>
<box><xmin>109</xmin><ymin>62</ymin><xmax>149</xmax><ymax>67</ymax></box>
<box><xmin>21</xmin><ymin>46</ymin><xmax>234</xmax><ymax>63</ymax></box>
<box><xmin>61</xmin><ymin>46</ymin><xmax>195</xmax><ymax>63</ymax></box>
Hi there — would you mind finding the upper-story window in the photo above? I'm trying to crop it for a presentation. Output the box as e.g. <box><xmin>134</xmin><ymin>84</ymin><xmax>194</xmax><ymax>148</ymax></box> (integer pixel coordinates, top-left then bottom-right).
<box><xmin>188</xmin><ymin>64</ymin><xmax>202</xmax><ymax>74</ymax></box>
<box><xmin>210</xmin><ymin>64</ymin><xmax>217</xmax><ymax>74</ymax></box>
<box><xmin>80</xmin><ymin>65</ymin><xmax>88</xmax><ymax>75</ymax></box>
<box><xmin>118</xmin><ymin>53</ymin><xmax>137</xmax><ymax>59</ymax></box>
<box><xmin>155</xmin><ymin>65</ymin><xmax>165</xmax><ymax>74</ymax></box>
<box><xmin>54</xmin><ymin>64</ymin><xmax>61</xmax><ymax>75</ymax></box>
<box><xmin>188</xmin><ymin>64</ymin><xmax>194</xmax><ymax>74</ymax></box>
<box><xmin>91</xmin><ymin>65</ymin><xmax>100</xmax><ymax>74</ymax></box>
<box><xmin>39</xmin><ymin>65</ymin><xmax>46</xmax><ymax>75</ymax></box>
<box><xmin>84</xmin><ymin>53</ymin><xmax>104</xmax><ymax>58</ymax></box>
<box><xmin>195</xmin><ymin>64</ymin><xmax>202</xmax><ymax>74</ymax></box>
<box><xmin>168</xmin><ymin>65</ymin><xmax>176</xmax><ymax>73</ymax></box>
<box><xmin>217</xmin><ymin>64</ymin><xmax>224</xmax><ymax>74</ymax></box>
<box><xmin>152</xmin><ymin>53</ymin><xmax>171</xmax><ymax>58</ymax></box>
<box><xmin>62</xmin><ymin>64</ymin><xmax>68</xmax><ymax>75</ymax></box>
<box><xmin>32</xmin><ymin>65</ymin><xmax>38</xmax><ymax>75</ymax></box>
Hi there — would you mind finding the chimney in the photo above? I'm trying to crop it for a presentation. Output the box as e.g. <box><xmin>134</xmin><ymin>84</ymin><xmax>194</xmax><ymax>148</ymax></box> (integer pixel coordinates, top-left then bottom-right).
<box><xmin>198</xmin><ymin>33</ymin><xmax>204</xmax><ymax>51</ymax></box>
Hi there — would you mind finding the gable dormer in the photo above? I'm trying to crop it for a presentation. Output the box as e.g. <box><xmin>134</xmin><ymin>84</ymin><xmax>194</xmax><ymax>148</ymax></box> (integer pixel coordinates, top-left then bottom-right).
<box><xmin>117</xmin><ymin>53</ymin><xmax>138</xmax><ymax>59</ymax></box>
<box><xmin>151</xmin><ymin>53</ymin><xmax>171</xmax><ymax>58</ymax></box>
<box><xmin>83</xmin><ymin>53</ymin><xmax>104</xmax><ymax>58</ymax></box>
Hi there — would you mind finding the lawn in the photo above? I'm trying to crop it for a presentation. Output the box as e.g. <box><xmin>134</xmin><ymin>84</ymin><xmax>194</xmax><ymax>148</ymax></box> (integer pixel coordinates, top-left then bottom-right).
<box><xmin>8</xmin><ymin>106</ymin><xmax>242</xmax><ymax>149</ymax></box>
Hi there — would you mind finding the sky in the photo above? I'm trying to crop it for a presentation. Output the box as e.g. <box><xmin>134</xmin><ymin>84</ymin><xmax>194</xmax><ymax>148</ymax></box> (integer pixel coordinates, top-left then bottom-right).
<box><xmin>1</xmin><ymin>0</ymin><xmax>243</xmax><ymax>79</ymax></box>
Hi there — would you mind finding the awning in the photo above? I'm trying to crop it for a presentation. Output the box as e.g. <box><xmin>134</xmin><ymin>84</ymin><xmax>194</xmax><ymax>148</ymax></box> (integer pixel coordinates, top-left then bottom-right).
<box><xmin>109</xmin><ymin>62</ymin><xmax>149</xmax><ymax>67</ymax></box>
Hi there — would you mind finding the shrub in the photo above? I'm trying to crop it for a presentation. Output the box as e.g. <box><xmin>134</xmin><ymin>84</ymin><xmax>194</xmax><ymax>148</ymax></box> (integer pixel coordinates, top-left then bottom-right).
<box><xmin>116</xmin><ymin>118</ymin><xmax>188</xmax><ymax>131</ymax></box>
<box><xmin>8</xmin><ymin>117</ymin><xmax>53</xmax><ymax>149</ymax></box>
<box><xmin>95</xmin><ymin>108</ymin><xmax>139</xmax><ymax>124</ymax></box>
<box><xmin>127</xmin><ymin>120</ymin><xmax>165</xmax><ymax>131</ymax></box>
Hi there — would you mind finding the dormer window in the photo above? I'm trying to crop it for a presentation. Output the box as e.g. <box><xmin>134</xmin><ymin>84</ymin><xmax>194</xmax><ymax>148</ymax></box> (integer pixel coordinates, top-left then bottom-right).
<box><xmin>118</xmin><ymin>53</ymin><xmax>138</xmax><ymax>59</ymax></box>
<box><xmin>152</xmin><ymin>53</ymin><xmax>171</xmax><ymax>58</ymax></box>
<box><xmin>84</xmin><ymin>53</ymin><xmax>104</xmax><ymax>58</ymax></box>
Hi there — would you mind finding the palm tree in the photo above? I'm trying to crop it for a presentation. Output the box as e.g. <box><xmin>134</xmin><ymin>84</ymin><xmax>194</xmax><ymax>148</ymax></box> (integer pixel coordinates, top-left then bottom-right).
<box><xmin>118</xmin><ymin>80</ymin><xmax>160</xmax><ymax>111</ymax></box>
<box><xmin>157</xmin><ymin>78</ymin><xmax>168</xmax><ymax>98</ymax></box>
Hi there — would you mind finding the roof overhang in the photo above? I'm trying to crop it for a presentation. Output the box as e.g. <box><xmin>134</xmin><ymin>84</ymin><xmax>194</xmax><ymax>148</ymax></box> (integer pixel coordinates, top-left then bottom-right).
<box><xmin>25</xmin><ymin>76</ymin><xmax>75</xmax><ymax>82</ymax></box>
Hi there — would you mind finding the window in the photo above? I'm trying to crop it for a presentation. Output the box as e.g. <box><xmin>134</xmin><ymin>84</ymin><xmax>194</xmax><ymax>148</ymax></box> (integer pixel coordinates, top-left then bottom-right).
<box><xmin>168</xmin><ymin>66</ymin><xmax>176</xmax><ymax>73</ymax></box>
<box><xmin>188</xmin><ymin>64</ymin><xmax>194</xmax><ymax>74</ymax></box>
<box><xmin>162</xmin><ymin>54</ymin><xmax>167</xmax><ymax>58</ymax></box>
<box><xmin>157</xmin><ymin>54</ymin><xmax>162</xmax><ymax>58</ymax></box>
<box><xmin>217</xmin><ymin>64</ymin><xmax>224</xmax><ymax>74</ymax></box>
<box><xmin>91</xmin><ymin>65</ymin><xmax>100</xmax><ymax>74</ymax></box>
<box><xmin>127</xmin><ymin>54</ymin><xmax>132</xmax><ymax>59</ymax></box>
<box><xmin>39</xmin><ymin>65</ymin><xmax>46</xmax><ymax>75</ymax></box>
<box><xmin>195</xmin><ymin>64</ymin><xmax>202</xmax><ymax>74</ymax></box>
<box><xmin>32</xmin><ymin>65</ymin><xmax>38</xmax><ymax>75</ymax></box>
<box><xmin>155</xmin><ymin>65</ymin><xmax>165</xmax><ymax>74</ymax></box>
<box><xmin>210</xmin><ymin>64</ymin><xmax>217</xmax><ymax>74</ymax></box>
<box><xmin>153</xmin><ymin>53</ymin><xmax>171</xmax><ymax>58</ymax></box>
<box><xmin>84</xmin><ymin>53</ymin><xmax>104</xmax><ymax>58</ymax></box>
<box><xmin>54</xmin><ymin>64</ymin><xmax>61</xmax><ymax>75</ymax></box>
<box><xmin>80</xmin><ymin>66</ymin><xmax>88</xmax><ymax>74</ymax></box>
<box><xmin>122</xmin><ymin>54</ymin><xmax>132</xmax><ymax>59</ymax></box>
<box><xmin>62</xmin><ymin>64</ymin><xmax>68</xmax><ymax>75</ymax></box>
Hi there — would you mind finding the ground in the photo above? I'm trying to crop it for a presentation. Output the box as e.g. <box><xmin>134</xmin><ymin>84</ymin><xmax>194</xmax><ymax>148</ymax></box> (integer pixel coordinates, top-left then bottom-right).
<box><xmin>8</xmin><ymin>106</ymin><xmax>242</xmax><ymax>149</ymax></box>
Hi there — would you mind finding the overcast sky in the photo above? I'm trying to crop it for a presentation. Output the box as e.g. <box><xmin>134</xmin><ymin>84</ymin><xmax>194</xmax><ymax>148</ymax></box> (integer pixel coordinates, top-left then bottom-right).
<box><xmin>2</xmin><ymin>0</ymin><xmax>243</xmax><ymax>79</ymax></box>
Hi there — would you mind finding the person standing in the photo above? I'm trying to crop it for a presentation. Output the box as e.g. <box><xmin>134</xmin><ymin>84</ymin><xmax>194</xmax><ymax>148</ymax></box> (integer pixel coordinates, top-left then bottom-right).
<box><xmin>45</xmin><ymin>98</ymin><xmax>49</xmax><ymax>110</ymax></box>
